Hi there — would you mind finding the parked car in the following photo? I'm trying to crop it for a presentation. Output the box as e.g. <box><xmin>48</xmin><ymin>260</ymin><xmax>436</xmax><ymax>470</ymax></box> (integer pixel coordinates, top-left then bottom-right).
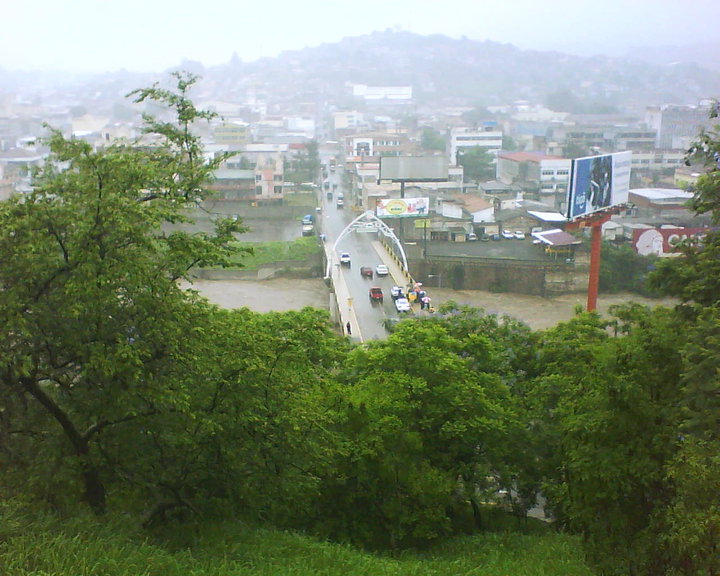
<box><xmin>394</xmin><ymin>297</ymin><xmax>411</xmax><ymax>313</ymax></box>
<box><xmin>375</xmin><ymin>264</ymin><xmax>389</xmax><ymax>276</ymax></box>
<box><xmin>390</xmin><ymin>286</ymin><xmax>404</xmax><ymax>300</ymax></box>
<box><xmin>467</xmin><ymin>232</ymin><xmax>478</xmax><ymax>241</ymax></box>
<box><xmin>301</xmin><ymin>224</ymin><xmax>314</xmax><ymax>236</ymax></box>
<box><xmin>501</xmin><ymin>229</ymin><xmax>515</xmax><ymax>239</ymax></box>
<box><xmin>369</xmin><ymin>287</ymin><xmax>384</xmax><ymax>304</ymax></box>
<box><xmin>490</xmin><ymin>233</ymin><xmax>502</xmax><ymax>241</ymax></box>
<box><xmin>360</xmin><ymin>266</ymin><xmax>374</xmax><ymax>278</ymax></box>
<box><xmin>514</xmin><ymin>230</ymin><xmax>526</xmax><ymax>240</ymax></box>
<box><xmin>480</xmin><ymin>234</ymin><xmax>491</xmax><ymax>242</ymax></box>
<box><xmin>339</xmin><ymin>252</ymin><xmax>351</xmax><ymax>266</ymax></box>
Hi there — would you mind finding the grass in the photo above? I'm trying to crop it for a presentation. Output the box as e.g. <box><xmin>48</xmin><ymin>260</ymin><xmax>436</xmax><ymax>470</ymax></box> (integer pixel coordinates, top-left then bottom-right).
<box><xmin>0</xmin><ymin>505</ymin><xmax>595</xmax><ymax>576</ymax></box>
<box><xmin>226</xmin><ymin>237</ymin><xmax>321</xmax><ymax>269</ymax></box>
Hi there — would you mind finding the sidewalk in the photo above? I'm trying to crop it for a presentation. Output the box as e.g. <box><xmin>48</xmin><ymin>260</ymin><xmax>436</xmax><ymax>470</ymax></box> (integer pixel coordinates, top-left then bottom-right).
<box><xmin>371</xmin><ymin>240</ymin><xmax>414</xmax><ymax>288</ymax></box>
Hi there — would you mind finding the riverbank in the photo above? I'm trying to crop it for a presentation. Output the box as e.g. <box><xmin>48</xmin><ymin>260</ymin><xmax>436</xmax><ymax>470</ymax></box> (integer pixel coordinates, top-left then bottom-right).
<box><xmin>186</xmin><ymin>278</ymin><xmax>676</xmax><ymax>331</ymax></box>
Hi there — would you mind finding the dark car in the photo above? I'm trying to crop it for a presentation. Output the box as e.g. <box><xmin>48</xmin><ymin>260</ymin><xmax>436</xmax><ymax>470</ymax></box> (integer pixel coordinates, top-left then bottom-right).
<box><xmin>360</xmin><ymin>266</ymin><xmax>374</xmax><ymax>279</ymax></box>
<box><xmin>369</xmin><ymin>287</ymin><xmax>384</xmax><ymax>304</ymax></box>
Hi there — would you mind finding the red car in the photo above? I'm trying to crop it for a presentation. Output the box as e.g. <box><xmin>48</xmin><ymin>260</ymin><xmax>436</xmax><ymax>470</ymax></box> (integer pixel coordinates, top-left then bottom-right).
<box><xmin>360</xmin><ymin>266</ymin><xmax>374</xmax><ymax>279</ymax></box>
<box><xmin>369</xmin><ymin>287</ymin><xmax>384</xmax><ymax>304</ymax></box>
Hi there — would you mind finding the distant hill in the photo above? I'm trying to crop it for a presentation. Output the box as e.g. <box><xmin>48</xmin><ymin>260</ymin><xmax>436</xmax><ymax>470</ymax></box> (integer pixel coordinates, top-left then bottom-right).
<box><xmin>206</xmin><ymin>31</ymin><xmax>720</xmax><ymax>112</ymax></box>
<box><xmin>626</xmin><ymin>42</ymin><xmax>720</xmax><ymax>73</ymax></box>
<box><xmin>2</xmin><ymin>31</ymin><xmax>719</xmax><ymax>114</ymax></box>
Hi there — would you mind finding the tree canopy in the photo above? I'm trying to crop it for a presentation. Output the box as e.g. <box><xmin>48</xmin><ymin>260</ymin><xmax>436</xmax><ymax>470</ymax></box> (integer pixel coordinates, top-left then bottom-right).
<box><xmin>2</xmin><ymin>75</ymin><xmax>719</xmax><ymax>576</ymax></box>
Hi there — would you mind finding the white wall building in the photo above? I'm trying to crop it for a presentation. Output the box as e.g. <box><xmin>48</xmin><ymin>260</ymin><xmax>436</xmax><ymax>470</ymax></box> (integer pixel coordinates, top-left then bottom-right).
<box><xmin>449</xmin><ymin>125</ymin><xmax>503</xmax><ymax>165</ymax></box>
<box><xmin>351</xmin><ymin>84</ymin><xmax>413</xmax><ymax>101</ymax></box>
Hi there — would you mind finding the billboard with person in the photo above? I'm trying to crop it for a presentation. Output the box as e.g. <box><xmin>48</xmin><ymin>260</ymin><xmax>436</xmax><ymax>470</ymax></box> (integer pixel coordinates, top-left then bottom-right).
<box><xmin>566</xmin><ymin>151</ymin><xmax>632</xmax><ymax>220</ymax></box>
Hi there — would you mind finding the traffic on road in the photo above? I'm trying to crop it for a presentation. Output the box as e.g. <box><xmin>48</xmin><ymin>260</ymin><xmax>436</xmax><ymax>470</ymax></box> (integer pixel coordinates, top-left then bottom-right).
<box><xmin>320</xmin><ymin>163</ymin><xmax>434</xmax><ymax>341</ymax></box>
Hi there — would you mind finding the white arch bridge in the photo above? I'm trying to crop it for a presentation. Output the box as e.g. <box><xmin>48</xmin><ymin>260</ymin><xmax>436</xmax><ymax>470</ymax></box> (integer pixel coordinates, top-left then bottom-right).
<box><xmin>325</xmin><ymin>210</ymin><xmax>409</xmax><ymax>278</ymax></box>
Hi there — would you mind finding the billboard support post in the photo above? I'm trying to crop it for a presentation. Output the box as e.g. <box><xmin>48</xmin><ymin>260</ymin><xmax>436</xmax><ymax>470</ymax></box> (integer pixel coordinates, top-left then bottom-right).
<box><xmin>587</xmin><ymin>221</ymin><xmax>603</xmax><ymax>312</ymax></box>
<box><xmin>565</xmin><ymin>151</ymin><xmax>632</xmax><ymax>312</ymax></box>
<box><xmin>567</xmin><ymin>211</ymin><xmax>614</xmax><ymax>312</ymax></box>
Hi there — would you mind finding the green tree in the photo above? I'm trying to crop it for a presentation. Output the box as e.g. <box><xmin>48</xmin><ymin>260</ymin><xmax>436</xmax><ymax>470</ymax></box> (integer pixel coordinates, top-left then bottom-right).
<box><xmin>420</xmin><ymin>127</ymin><xmax>445</xmax><ymax>151</ymax></box>
<box><xmin>0</xmin><ymin>72</ymin><xmax>245</xmax><ymax>514</ymax></box>
<box><xmin>530</xmin><ymin>306</ymin><xmax>686</xmax><ymax>575</ymax></box>
<box><xmin>502</xmin><ymin>134</ymin><xmax>518</xmax><ymax>151</ymax></box>
<box><xmin>599</xmin><ymin>241</ymin><xmax>658</xmax><ymax>296</ymax></box>
<box><xmin>285</xmin><ymin>140</ymin><xmax>321</xmax><ymax>184</ymax></box>
<box><xmin>457</xmin><ymin>146</ymin><xmax>495</xmax><ymax>182</ymax></box>
<box><xmin>316</xmin><ymin>319</ymin><xmax>514</xmax><ymax>547</ymax></box>
<box><xmin>114</xmin><ymin>304</ymin><xmax>347</xmax><ymax>527</ymax></box>
<box><xmin>562</xmin><ymin>141</ymin><xmax>590</xmax><ymax>159</ymax></box>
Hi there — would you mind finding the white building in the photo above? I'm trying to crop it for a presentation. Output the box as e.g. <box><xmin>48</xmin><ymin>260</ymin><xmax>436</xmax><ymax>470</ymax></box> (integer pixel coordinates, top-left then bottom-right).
<box><xmin>351</xmin><ymin>84</ymin><xmax>413</xmax><ymax>101</ymax></box>
<box><xmin>449</xmin><ymin>125</ymin><xmax>503</xmax><ymax>165</ymax></box>
<box><xmin>496</xmin><ymin>151</ymin><xmax>571</xmax><ymax>194</ymax></box>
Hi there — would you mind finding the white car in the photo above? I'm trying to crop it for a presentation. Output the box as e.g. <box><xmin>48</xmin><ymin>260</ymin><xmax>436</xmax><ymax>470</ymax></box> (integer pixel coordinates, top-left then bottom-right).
<box><xmin>514</xmin><ymin>230</ymin><xmax>526</xmax><ymax>240</ymax></box>
<box><xmin>501</xmin><ymin>229</ymin><xmax>515</xmax><ymax>239</ymax></box>
<box><xmin>390</xmin><ymin>286</ymin><xmax>404</xmax><ymax>300</ymax></box>
<box><xmin>339</xmin><ymin>251</ymin><xmax>351</xmax><ymax>266</ymax></box>
<box><xmin>375</xmin><ymin>264</ymin><xmax>389</xmax><ymax>276</ymax></box>
<box><xmin>394</xmin><ymin>297</ymin><xmax>411</xmax><ymax>313</ymax></box>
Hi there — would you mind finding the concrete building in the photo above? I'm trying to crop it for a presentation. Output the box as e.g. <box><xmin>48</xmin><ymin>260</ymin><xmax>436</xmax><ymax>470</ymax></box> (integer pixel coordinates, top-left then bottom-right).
<box><xmin>448</xmin><ymin>125</ymin><xmax>503</xmax><ymax>165</ymax></box>
<box><xmin>628</xmin><ymin>187</ymin><xmax>694</xmax><ymax>216</ymax></box>
<box><xmin>496</xmin><ymin>151</ymin><xmax>571</xmax><ymax>195</ymax></box>
<box><xmin>344</xmin><ymin>131</ymin><xmax>413</xmax><ymax>158</ymax></box>
<box><xmin>332</xmin><ymin>111</ymin><xmax>368</xmax><ymax>132</ymax></box>
<box><xmin>214</xmin><ymin>121</ymin><xmax>249</xmax><ymax>146</ymax></box>
<box><xmin>351</xmin><ymin>84</ymin><xmax>413</xmax><ymax>101</ymax></box>
<box><xmin>629</xmin><ymin>150</ymin><xmax>685</xmax><ymax>172</ymax></box>
<box><xmin>646</xmin><ymin>101</ymin><xmax>718</xmax><ymax>149</ymax></box>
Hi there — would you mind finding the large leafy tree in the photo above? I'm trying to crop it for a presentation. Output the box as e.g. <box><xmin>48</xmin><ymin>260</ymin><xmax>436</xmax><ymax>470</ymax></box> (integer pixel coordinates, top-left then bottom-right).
<box><xmin>457</xmin><ymin>146</ymin><xmax>495</xmax><ymax>182</ymax></box>
<box><xmin>0</xmin><ymin>72</ymin><xmax>245</xmax><ymax>514</ymax></box>
<box><xmin>529</xmin><ymin>307</ymin><xmax>685</xmax><ymax>575</ymax></box>
<box><xmin>108</xmin><ymin>304</ymin><xmax>347</xmax><ymax>526</ymax></box>
<box><xmin>647</xmin><ymin>109</ymin><xmax>720</xmax><ymax>575</ymax></box>
<box><xmin>315</xmin><ymin>319</ymin><xmax>516</xmax><ymax>547</ymax></box>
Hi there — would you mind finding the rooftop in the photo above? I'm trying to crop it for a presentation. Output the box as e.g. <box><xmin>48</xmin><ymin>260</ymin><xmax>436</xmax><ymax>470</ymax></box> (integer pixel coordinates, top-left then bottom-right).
<box><xmin>498</xmin><ymin>151</ymin><xmax>563</xmax><ymax>163</ymax></box>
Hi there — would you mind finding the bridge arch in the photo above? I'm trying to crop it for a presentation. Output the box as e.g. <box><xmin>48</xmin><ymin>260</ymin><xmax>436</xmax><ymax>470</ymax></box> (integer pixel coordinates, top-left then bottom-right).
<box><xmin>326</xmin><ymin>210</ymin><xmax>408</xmax><ymax>277</ymax></box>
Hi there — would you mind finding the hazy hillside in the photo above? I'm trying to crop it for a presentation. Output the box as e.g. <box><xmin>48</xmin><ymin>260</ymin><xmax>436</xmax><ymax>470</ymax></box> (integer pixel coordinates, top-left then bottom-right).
<box><xmin>210</xmin><ymin>31</ymin><xmax>720</xmax><ymax>110</ymax></box>
<box><xmin>1</xmin><ymin>31</ymin><xmax>719</xmax><ymax>113</ymax></box>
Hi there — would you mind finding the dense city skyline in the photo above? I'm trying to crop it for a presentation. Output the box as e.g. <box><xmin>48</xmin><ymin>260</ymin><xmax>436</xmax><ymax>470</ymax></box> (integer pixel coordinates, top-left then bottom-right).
<box><xmin>2</xmin><ymin>0</ymin><xmax>719</xmax><ymax>74</ymax></box>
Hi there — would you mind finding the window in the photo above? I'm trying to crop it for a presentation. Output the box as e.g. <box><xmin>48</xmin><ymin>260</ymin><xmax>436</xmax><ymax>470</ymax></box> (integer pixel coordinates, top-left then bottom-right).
<box><xmin>255</xmin><ymin>185</ymin><xmax>263</xmax><ymax>194</ymax></box>
<box><xmin>557</xmin><ymin>169</ymin><xmax>569</xmax><ymax>175</ymax></box>
<box><xmin>274</xmin><ymin>185</ymin><xmax>283</xmax><ymax>194</ymax></box>
<box><xmin>255</xmin><ymin>174</ymin><xmax>261</xmax><ymax>182</ymax></box>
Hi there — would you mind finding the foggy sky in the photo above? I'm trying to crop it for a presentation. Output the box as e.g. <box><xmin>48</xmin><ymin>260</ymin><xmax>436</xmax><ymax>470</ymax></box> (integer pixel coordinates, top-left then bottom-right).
<box><xmin>3</xmin><ymin>0</ymin><xmax>719</xmax><ymax>74</ymax></box>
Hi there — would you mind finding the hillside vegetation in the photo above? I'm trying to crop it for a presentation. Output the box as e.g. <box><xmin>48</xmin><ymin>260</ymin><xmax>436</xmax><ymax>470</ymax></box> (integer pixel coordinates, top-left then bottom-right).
<box><xmin>0</xmin><ymin>505</ymin><xmax>593</xmax><ymax>576</ymax></box>
<box><xmin>1</xmin><ymin>73</ymin><xmax>718</xmax><ymax>576</ymax></box>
